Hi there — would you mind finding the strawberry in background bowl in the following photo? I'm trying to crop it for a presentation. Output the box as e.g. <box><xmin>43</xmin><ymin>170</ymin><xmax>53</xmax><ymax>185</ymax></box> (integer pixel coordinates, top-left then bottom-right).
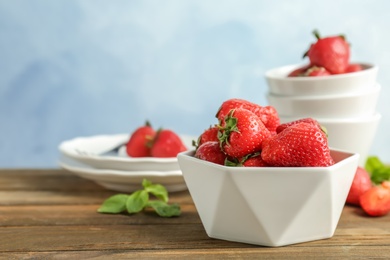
<box><xmin>265</xmin><ymin>30</ymin><xmax>378</xmax><ymax>97</ymax></box>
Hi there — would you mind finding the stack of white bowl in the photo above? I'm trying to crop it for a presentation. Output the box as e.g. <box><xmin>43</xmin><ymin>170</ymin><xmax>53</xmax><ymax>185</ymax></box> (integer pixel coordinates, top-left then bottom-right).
<box><xmin>265</xmin><ymin>63</ymin><xmax>381</xmax><ymax>166</ymax></box>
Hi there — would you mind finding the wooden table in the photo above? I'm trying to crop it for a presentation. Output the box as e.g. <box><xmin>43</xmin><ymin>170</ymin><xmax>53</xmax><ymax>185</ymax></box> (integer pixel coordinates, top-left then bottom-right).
<box><xmin>1</xmin><ymin>169</ymin><xmax>390</xmax><ymax>259</ymax></box>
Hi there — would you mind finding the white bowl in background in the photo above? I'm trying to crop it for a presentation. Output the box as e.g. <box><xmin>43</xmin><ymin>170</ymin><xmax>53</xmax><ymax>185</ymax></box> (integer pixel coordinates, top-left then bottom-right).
<box><xmin>280</xmin><ymin>113</ymin><xmax>382</xmax><ymax>167</ymax></box>
<box><xmin>267</xmin><ymin>83</ymin><xmax>380</xmax><ymax>119</ymax></box>
<box><xmin>265</xmin><ymin>63</ymin><xmax>378</xmax><ymax>96</ymax></box>
<box><xmin>178</xmin><ymin>149</ymin><xmax>359</xmax><ymax>247</ymax></box>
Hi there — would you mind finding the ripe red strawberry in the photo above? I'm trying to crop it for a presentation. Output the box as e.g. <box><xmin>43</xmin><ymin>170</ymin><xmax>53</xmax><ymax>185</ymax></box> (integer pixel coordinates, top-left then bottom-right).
<box><xmin>276</xmin><ymin>118</ymin><xmax>323</xmax><ymax>134</ymax></box>
<box><xmin>219</xmin><ymin>108</ymin><xmax>271</xmax><ymax>158</ymax></box>
<box><xmin>288</xmin><ymin>64</ymin><xmax>310</xmax><ymax>77</ymax></box>
<box><xmin>345</xmin><ymin>63</ymin><xmax>363</xmax><ymax>73</ymax></box>
<box><xmin>216</xmin><ymin>99</ymin><xmax>280</xmax><ymax>133</ymax></box>
<box><xmin>216</xmin><ymin>98</ymin><xmax>262</xmax><ymax>121</ymax></box>
<box><xmin>126</xmin><ymin>121</ymin><xmax>156</xmax><ymax>157</ymax></box>
<box><xmin>195</xmin><ymin>125</ymin><xmax>219</xmax><ymax>149</ymax></box>
<box><xmin>195</xmin><ymin>141</ymin><xmax>227</xmax><ymax>165</ymax></box>
<box><xmin>305</xmin><ymin>30</ymin><xmax>350</xmax><ymax>74</ymax></box>
<box><xmin>150</xmin><ymin>129</ymin><xmax>187</xmax><ymax>158</ymax></box>
<box><xmin>360</xmin><ymin>182</ymin><xmax>390</xmax><ymax>217</ymax></box>
<box><xmin>305</xmin><ymin>66</ymin><xmax>331</xmax><ymax>76</ymax></box>
<box><xmin>225</xmin><ymin>152</ymin><xmax>268</xmax><ymax>167</ymax></box>
<box><xmin>346</xmin><ymin>167</ymin><xmax>373</xmax><ymax>206</ymax></box>
<box><xmin>242</xmin><ymin>153</ymin><xmax>268</xmax><ymax>167</ymax></box>
<box><xmin>261</xmin><ymin>122</ymin><xmax>334</xmax><ymax>167</ymax></box>
<box><xmin>257</xmin><ymin>106</ymin><xmax>280</xmax><ymax>133</ymax></box>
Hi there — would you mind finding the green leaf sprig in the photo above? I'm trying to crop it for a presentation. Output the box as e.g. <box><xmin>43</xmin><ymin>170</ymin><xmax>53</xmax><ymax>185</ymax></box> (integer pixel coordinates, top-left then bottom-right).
<box><xmin>365</xmin><ymin>156</ymin><xmax>390</xmax><ymax>185</ymax></box>
<box><xmin>97</xmin><ymin>179</ymin><xmax>181</xmax><ymax>217</ymax></box>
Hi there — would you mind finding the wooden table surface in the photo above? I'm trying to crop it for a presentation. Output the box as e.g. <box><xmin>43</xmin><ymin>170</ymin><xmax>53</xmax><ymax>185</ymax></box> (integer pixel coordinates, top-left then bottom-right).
<box><xmin>0</xmin><ymin>169</ymin><xmax>390</xmax><ymax>259</ymax></box>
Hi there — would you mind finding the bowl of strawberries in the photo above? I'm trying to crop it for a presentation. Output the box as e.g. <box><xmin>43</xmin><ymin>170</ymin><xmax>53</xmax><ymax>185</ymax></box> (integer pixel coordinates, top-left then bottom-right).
<box><xmin>264</xmin><ymin>30</ymin><xmax>381</xmax><ymax>166</ymax></box>
<box><xmin>177</xmin><ymin>98</ymin><xmax>359</xmax><ymax>247</ymax></box>
<box><xmin>265</xmin><ymin>30</ymin><xmax>378</xmax><ymax>97</ymax></box>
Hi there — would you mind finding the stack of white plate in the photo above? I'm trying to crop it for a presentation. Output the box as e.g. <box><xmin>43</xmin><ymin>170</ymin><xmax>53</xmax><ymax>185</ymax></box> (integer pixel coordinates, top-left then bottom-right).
<box><xmin>58</xmin><ymin>133</ymin><xmax>195</xmax><ymax>192</ymax></box>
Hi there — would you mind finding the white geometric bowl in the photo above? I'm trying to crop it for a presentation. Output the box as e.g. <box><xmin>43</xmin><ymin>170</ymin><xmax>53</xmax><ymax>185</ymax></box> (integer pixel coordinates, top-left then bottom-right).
<box><xmin>266</xmin><ymin>83</ymin><xmax>380</xmax><ymax>119</ymax></box>
<box><xmin>178</xmin><ymin>149</ymin><xmax>359</xmax><ymax>247</ymax></box>
<box><xmin>265</xmin><ymin>63</ymin><xmax>378</xmax><ymax>96</ymax></box>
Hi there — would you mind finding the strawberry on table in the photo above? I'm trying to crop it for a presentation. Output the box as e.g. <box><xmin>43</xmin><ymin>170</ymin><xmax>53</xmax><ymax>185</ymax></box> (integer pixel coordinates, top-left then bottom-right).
<box><xmin>305</xmin><ymin>30</ymin><xmax>350</xmax><ymax>74</ymax></box>
<box><xmin>360</xmin><ymin>181</ymin><xmax>390</xmax><ymax>217</ymax></box>
<box><xmin>261</xmin><ymin>122</ymin><xmax>334</xmax><ymax>167</ymax></box>
<box><xmin>126</xmin><ymin>121</ymin><xmax>156</xmax><ymax>157</ymax></box>
<box><xmin>195</xmin><ymin>141</ymin><xmax>227</xmax><ymax>165</ymax></box>
<box><xmin>346</xmin><ymin>167</ymin><xmax>373</xmax><ymax>206</ymax></box>
<box><xmin>150</xmin><ymin>129</ymin><xmax>187</xmax><ymax>158</ymax></box>
<box><xmin>218</xmin><ymin>108</ymin><xmax>271</xmax><ymax>158</ymax></box>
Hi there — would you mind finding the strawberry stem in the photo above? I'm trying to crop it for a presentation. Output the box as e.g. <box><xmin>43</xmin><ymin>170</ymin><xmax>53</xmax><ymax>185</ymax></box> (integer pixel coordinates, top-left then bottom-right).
<box><xmin>217</xmin><ymin>110</ymin><xmax>239</xmax><ymax>147</ymax></box>
<box><xmin>313</xmin><ymin>29</ymin><xmax>321</xmax><ymax>40</ymax></box>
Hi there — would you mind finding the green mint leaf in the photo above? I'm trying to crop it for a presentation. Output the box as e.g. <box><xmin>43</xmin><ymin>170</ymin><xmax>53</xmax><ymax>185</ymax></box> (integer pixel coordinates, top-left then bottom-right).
<box><xmin>142</xmin><ymin>179</ymin><xmax>153</xmax><ymax>188</ymax></box>
<box><xmin>97</xmin><ymin>194</ymin><xmax>129</xmax><ymax>214</ymax></box>
<box><xmin>371</xmin><ymin>167</ymin><xmax>390</xmax><ymax>185</ymax></box>
<box><xmin>365</xmin><ymin>156</ymin><xmax>385</xmax><ymax>174</ymax></box>
<box><xmin>147</xmin><ymin>200</ymin><xmax>181</xmax><ymax>217</ymax></box>
<box><xmin>365</xmin><ymin>156</ymin><xmax>390</xmax><ymax>184</ymax></box>
<box><xmin>145</xmin><ymin>184</ymin><xmax>169</xmax><ymax>203</ymax></box>
<box><xmin>126</xmin><ymin>190</ymin><xmax>149</xmax><ymax>214</ymax></box>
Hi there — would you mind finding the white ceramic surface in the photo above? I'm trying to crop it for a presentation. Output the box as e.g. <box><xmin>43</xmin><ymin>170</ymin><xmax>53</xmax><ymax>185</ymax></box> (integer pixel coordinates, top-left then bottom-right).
<box><xmin>267</xmin><ymin>83</ymin><xmax>380</xmax><ymax>118</ymax></box>
<box><xmin>281</xmin><ymin>113</ymin><xmax>382</xmax><ymax>167</ymax></box>
<box><xmin>178</xmin><ymin>149</ymin><xmax>359</xmax><ymax>247</ymax></box>
<box><xmin>59</xmin><ymin>155</ymin><xmax>187</xmax><ymax>192</ymax></box>
<box><xmin>58</xmin><ymin>133</ymin><xmax>196</xmax><ymax>171</ymax></box>
<box><xmin>265</xmin><ymin>63</ymin><xmax>378</xmax><ymax>96</ymax></box>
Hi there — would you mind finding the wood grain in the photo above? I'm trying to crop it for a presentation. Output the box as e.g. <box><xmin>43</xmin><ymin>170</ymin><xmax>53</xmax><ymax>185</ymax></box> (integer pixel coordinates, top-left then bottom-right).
<box><xmin>0</xmin><ymin>169</ymin><xmax>389</xmax><ymax>259</ymax></box>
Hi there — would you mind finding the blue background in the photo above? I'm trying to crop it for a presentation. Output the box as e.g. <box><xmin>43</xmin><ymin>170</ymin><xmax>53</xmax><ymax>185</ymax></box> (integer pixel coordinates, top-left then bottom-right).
<box><xmin>1</xmin><ymin>0</ymin><xmax>389</xmax><ymax>168</ymax></box>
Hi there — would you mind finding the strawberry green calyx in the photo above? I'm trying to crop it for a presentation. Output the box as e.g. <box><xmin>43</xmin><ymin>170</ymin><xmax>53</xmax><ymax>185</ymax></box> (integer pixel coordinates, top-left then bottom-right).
<box><xmin>145</xmin><ymin>120</ymin><xmax>152</xmax><ymax>127</ymax></box>
<box><xmin>218</xmin><ymin>110</ymin><xmax>239</xmax><ymax>147</ymax></box>
<box><xmin>313</xmin><ymin>29</ymin><xmax>321</xmax><ymax>40</ymax></box>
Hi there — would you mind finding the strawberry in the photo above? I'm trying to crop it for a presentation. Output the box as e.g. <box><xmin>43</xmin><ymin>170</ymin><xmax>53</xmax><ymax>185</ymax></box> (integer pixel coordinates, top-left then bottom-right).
<box><xmin>218</xmin><ymin>108</ymin><xmax>271</xmax><ymax>158</ymax></box>
<box><xmin>225</xmin><ymin>152</ymin><xmax>268</xmax><ymax>167</ymax></box>
<box><xmin>195</xmin><ymin>125</ymin><xmax>219</xmax><ymax>149</ymax></box>
<box><xmin>257</xmin><ymin>106</ymin><xmax>280</xmax><ymax>133</ymax></box>
<box><xmin>216</xmin><ymin>98</ymin><xmax>262</xmax><ymax>122</ymax></box>
<box><xmin>346</xmin><ymin>167</ymin><xmax>373</xmax><ymax>206</ymax></box>
<box><xmin>216</xmin><ymin>99</ymin><xmax>280</xmax><ymax>133</ymax></box>
<box><xmin>126</xmin><ymin>121</ymin><xmax>156</xmax><ymax>157</ymax></box>
<box><xmin>345</xmin><ymin>63</ymin><xmax>363</xmax><ymax>73</ymax></box>
<box><xmin>261</xmin><ymin>122</ymin><xmax>334</xmax><ymax>167</ymax></box>
<box><xmin>305</xmin><ymin>66</ymin><xmax>331</xmax><ymax>77</ymax></box>
<box><xmin>360</xmin><ymin>182</ymin><xmax>390</xmax><ymax>217</ymax></box>
<box><xmin>305</xmin><ymin>30</ymin><xmax>350</xmax><ymax>74</ymax></box>
<box><xmin>288</xmin><ymin>64</ymin><xmax>310</xmax><ymax>77</ymax></box>
<box><xmin>276</xmin><ymin>118</ymin><xmax>323</xmax><ymax>134</ymax></box>
<box><xmin>241</xmin><ymin>153</ymin><xmax>268</xmax><ymax>167</ymax></box>
<box><xmin>195</xmin><ymin>141</ymin><xmax>227</xmax><ymax>165</ymax></box>
<box><xmin>150</xmin><ymin>129</ymin><xmax>187</xmax><ymax>158</ymax></box>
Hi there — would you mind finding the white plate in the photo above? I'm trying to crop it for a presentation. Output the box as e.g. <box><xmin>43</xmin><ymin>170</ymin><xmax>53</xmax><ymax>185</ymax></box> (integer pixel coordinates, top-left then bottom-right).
<box><xmin>59</xmin><ymin>155</ymin><xmax>187</xmax><ymax>192</ymax></box>
<box><xmin>58</xmin><ymin>133</ymin><xmax>196</xmax><ymax>171</ymax></box>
